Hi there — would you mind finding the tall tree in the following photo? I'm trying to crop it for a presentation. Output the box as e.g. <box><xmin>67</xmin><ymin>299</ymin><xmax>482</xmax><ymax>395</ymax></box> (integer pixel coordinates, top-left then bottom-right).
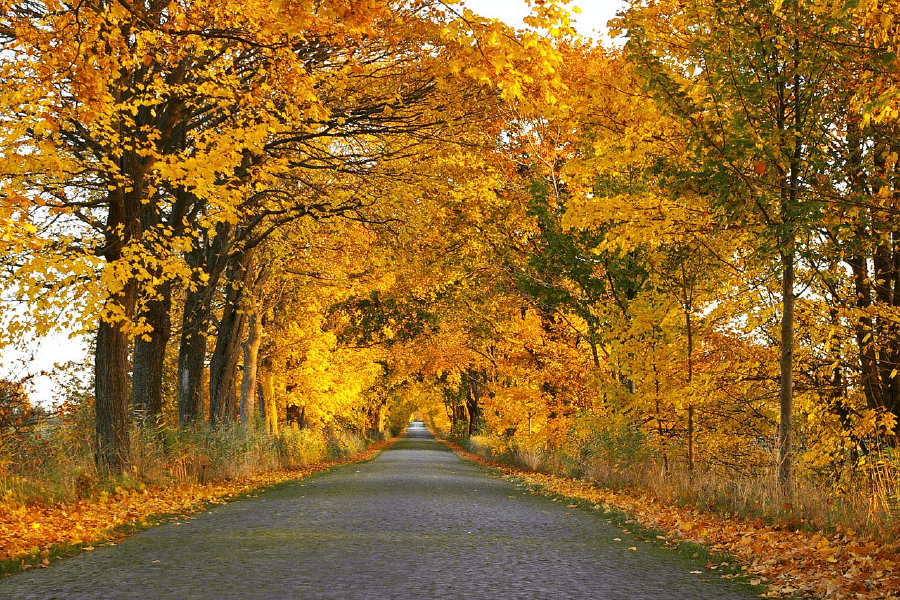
<box><xmin>621</xmin><ymin>0</ymin><xmax>847</xmax><ymax>488</ymax></box>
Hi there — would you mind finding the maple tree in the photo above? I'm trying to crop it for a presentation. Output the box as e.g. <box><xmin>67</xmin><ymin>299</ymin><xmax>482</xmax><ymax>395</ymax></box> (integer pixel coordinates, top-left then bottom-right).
<box><xmin>0</xmin><ymin>0</ymin><xmax>573</xmax><ymax>470</ymax></box>
<box><xmin>4</xmin><ymin>4</ymin><xmax>900</xmax><ymax>597</ymax></box>
<box><xmin>616</xmin><ymin>0</ymin><xmax>853</xmax><ymax>488</ymax></box>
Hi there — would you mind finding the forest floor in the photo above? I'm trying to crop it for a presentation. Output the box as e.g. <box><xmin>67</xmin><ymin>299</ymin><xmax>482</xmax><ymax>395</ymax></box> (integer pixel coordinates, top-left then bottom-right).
<box><xmin>0</xmin><ymin>437</ymin><xmax>397</xmax><ymax>576</ymax></box>
<box><xmin>441</xmin><ymin>439</ymin><xmax>900</xmax><ymax>600</ymax></box>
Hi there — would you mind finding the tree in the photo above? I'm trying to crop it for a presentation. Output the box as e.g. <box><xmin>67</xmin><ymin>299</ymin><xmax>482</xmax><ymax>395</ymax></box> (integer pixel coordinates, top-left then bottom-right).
<box><xmin>620</xmin><ymin>0</ymin><xmax>850</xmax><ymax>488</ymax></box>
<box><xmin>1</xmin><ymin>0</ymin><xmax>572</xmax><ymax>468</ymax></box>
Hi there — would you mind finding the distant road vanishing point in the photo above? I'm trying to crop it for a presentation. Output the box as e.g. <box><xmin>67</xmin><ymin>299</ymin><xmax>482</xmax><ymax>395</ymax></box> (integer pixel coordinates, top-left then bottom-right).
<box><xmin>0</xmin><ymin>422</ymin><xmax>760</xmax><ymax>599</ymax></box>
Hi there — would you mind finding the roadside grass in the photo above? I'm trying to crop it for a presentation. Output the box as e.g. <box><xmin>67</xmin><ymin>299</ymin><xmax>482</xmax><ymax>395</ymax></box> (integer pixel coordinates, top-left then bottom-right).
<box><xmin>1</xmin><ymin>413</ymin><xmax>374</xmax><ymax>507</ymax></box>
<box><xmin>456</xmin><ymin>433</ymin><xmax>900</xmax><ymax>547</ymax></box>
<box><xmin>0</xmin><ymin>417</ymin><xmax>395</xmax><ymax>577</ymax></box>
<box><xmin>442</xmin><ymin>434</ymin><xmax>898</xmax><ymax>600</ymax></box>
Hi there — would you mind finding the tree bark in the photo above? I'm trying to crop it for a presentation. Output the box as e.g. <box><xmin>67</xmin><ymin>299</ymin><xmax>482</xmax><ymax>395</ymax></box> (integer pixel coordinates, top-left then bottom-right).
<box><xmin>177</xmin><ymin>285</ymin><xmax>210</xmax><ymax>426</ymax></box>
<box><xmin>131</xmin><ymin>278</ymin><xmax>172</xmax><ymax>423</ymax></box>
<box><xmin>95</xmin><ymin>152</ymin><xmax>148</xmax><ymax>470</ymax></box>
<box><xmin>777</xmin><ymin>247</ymin><xmax>795</xmax><ymax>488</ymax></box>
<box><xmin>209</xmin><ymin>257</ymin><xmax>250</xmax><ymax>426</ymax></box>
<box><xmin>240</xmin><ymin>311</ymin><xmax>263</xmax><ymax>425</ymax></box>
<box><xmin>95</xmin><ymin>290</ymin><xmax>135</xmax><ymax>472</ymax></box>
<box><xmin>177</xmin><ymin>231</ymin><xmax>229</xmax><ymax>426</ymax></box>
<box><xmin>259</xmin><ymin>357</ymin><xmax>278</xmax><ymax>435</ymax></box>
<box><xmin>682</xmin><ymin>262</ymin><xmax>695</xmax><ymax>479</ymax></box>
<box><xmin>465</xmin><ymin>369</ymin><xmax>481</xmax><ymax>436</ymax></box>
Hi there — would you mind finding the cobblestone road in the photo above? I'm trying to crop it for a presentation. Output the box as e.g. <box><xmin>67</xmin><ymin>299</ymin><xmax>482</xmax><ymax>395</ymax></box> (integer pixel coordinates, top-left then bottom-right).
<box><xmin>1</xmin><ymin>423</ymin><xmax>760</xmax><ymax>599</ymax></box>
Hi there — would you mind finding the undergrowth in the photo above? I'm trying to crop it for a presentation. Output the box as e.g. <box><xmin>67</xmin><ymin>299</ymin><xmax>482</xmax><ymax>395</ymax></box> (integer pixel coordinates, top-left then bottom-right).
<box><xmin>0</xmin><ymin>405</ymin><xmax>376</xmax><ymax>507</ymax></box>
<box><xmin>451</xmin><ymin>431</ymin><xmax>900</xmax><ymax>547</ymax></box>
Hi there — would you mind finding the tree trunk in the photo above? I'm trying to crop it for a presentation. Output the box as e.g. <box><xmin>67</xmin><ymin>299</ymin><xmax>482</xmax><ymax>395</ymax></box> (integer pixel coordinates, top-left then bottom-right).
<box><xmin>259</xmin><ymin>358</ymin><xmax>278</xmax><ymax>435</ymax></box>
<box><xmin>209</xmin><ymin>261</ymin><xmax>249</xmax><ymax>426</ymax></box>
<box><xmin>465</xmin><ymin>370</ymin><xmax>481</xmax><ymax>436</ymax></box>
<box><xmin>226</xmin><ymin>378</ymin><xmax>239</xmax><ymax>422</ymax></box>
<box><xmin>131</xmin><ymin>278</ymin><xmax>172</xmax><ymax>423</ymax></box>
<box><xmin>587</xmin><ymin>320</ymin><xmax>601</xmax><ymax>369</ymax></box>
<box><xmin>240</xmin><ymin>311</ymin><xmax>263</xmax><ymax>426</ymax></box>
<box><xmin>177</xmin><ymin>226</ymin><xmax>230</xmax><ymax>426</ymax></box>
<box><xmin>849</xmin><ymin>252</ymin><xmax>884</xmax><ymax>410</ymax></box>
<box><xmin>873</xmin><ymin>233</ymin><xmax>900</xmax><ymax>424</ymax></box>
<box><xmin>95</xmin><ymin>158</ymin><xmax>146</xmax><ymax>470</ymax></box>
<box><xmin>177</xmin><ymin>286</ymin><xmax>211</xmax><ymax>426</ymax></box>
<box><xmin>257</xmin><ymin>382</ymin><xmax>266</xmax><ymax>423</ymax></box>
<box><xmin>777</xmin><ymin>247</ymin><xmax>795</xmax><ymax>488</ymax></box>
<box><xmin>682</xmin><ymin>262</ymin><xmax>695</xmax><ymax>479</ymax></box>
<box><xmin>776</xmin><ymin>62</ymin><xmax>801</xmax><ymax>491</ymax></box>
<box><xmin>687</xmin><ymin>405</ymin><xmax>694</xmax><ymax>480</ymax></box>
<box><xmin>95</xmin><ymin>296</ymin><xmax>135</xmax><ymax>472</ymax></box>
<box><xmin>846</xmin><ymin>139</ymin><xmax>900</xmax><ymax>431</ymax></box>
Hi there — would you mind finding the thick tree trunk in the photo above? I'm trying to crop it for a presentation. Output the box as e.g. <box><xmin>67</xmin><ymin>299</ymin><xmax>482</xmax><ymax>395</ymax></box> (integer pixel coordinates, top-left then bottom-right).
<box><xmin>95</xmin><ymin>155</ymin><xmax>146</xmax><ymax>470</ymax></box>
<box><xmin>226</xmin><ymin>378</ymin><xmax>239</xmax><ymax>422</ymax></box>
<box><xmin>95</xmin><ymin>234</ymin><xmax>139</xmax><ymax>471</ymax></box>
<box><xmin>177</xmin><ymin>286</ymin><xmax>211</xmax><ymax>426</ymax></box>
<box><xmin>209</xmin><ymin>283</ymin><xmax>247</xmax><ymax>426</ymax></box>
<box><xmin>95</xmin><ymin>303</ymin><xmax>134</xmax><ymax>472</ymax></box>
<box><xmin>177</xmin><ymin>225</ymin><xmax>230</xmax><ymax>426</ymax></box>
<box><xmin>777</xmin><ymin>248</ymin><xmax>795</xmax><ymax>488</ymax></box>
<box><xmin>240</xmin><ymin>311</ymin><xmax>263</xmax><ymax>425</ymax></box>
<box><xmin>131</xmin><ymin>279</ymin><xmax>172</xmax><ymax>423</ymax></box>
<box><xmin>209</xmin><ymin>252</ymin><xmax>256</xmax><ymax>426</ymax></box>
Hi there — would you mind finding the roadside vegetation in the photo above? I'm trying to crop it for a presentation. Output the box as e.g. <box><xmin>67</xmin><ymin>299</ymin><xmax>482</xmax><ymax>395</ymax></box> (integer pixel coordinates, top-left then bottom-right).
<box><xmin>450</xmin><ymin>431</ymin><xmax>900</xmax><ymax>547</ymax></box>
<box><xmin>2</xmin><ymin>1</ymin><xmax>900</xmax><ymax>597</ymax></box>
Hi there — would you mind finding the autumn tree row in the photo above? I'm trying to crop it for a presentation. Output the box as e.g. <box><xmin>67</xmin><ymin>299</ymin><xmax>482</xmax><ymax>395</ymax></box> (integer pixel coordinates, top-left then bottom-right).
<box><xmin>350</xmin><ymin>0</ymin><xmax>900</xmax><ymax>492</ymax></box>
<box><xmin>0</xmin><ymin>0</ymin><xmax>573</xmax><ymax>470</ymax></box>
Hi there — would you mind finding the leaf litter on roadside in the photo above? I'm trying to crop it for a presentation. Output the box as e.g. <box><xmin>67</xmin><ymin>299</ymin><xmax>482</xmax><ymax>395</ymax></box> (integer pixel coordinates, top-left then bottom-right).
<box><xmin>444</xmin><ymin>439</ymin><xmax>900</xmax><ymax>600</ymax></box>
<box><xmin>0</xmin><ymin>439</ymin><xmax>393</xmax><ymax>572</ymax></box>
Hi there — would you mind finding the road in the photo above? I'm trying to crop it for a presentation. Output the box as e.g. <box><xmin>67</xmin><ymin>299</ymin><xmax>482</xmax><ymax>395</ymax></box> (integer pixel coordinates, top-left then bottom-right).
<box><xmin>0</xmin><ymin>423</ymin><xmax>760</xmax><ymax>599</ymax></box>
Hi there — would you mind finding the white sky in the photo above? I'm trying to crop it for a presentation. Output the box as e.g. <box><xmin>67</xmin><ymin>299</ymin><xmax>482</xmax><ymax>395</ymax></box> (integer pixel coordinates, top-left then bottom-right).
<box><xmin>461</xmin><ymin>0</ymin><xmax>627</xmax><ymax>43</ymax></box>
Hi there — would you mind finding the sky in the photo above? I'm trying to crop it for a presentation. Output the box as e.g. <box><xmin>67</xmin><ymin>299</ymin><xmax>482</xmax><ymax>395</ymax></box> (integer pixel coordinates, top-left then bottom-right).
<box><xmin>3</xmin><ymin>0</ymin><xmax>629</xmax><ymax>407</ymax></box>
<box><xmin>462</xmin><ymin>0</ymin><xmax>627</xmax><ymax>43</ymax></box>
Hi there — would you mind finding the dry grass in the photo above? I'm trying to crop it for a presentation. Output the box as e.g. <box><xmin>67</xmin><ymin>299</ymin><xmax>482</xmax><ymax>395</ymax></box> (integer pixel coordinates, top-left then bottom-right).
<box><xmin>458</xmin><ymin>432</ymin><xmax>900</xmax><ymax>546</ymax></box>
<box><xmin>0</xmin><ymin>408</ymin><xmax>373</xmax><ymax>507</ymax></box>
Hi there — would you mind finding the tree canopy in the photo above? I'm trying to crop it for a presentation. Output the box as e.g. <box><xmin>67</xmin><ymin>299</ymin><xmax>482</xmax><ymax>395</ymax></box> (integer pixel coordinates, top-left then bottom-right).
<box><xmin>1</xmin><ymin>0</ymin><xmax>898</xmax><ymax>504</ymax></box>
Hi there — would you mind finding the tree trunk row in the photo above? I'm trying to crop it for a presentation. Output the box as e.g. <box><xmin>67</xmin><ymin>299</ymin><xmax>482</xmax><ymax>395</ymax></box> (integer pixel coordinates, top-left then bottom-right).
<box><xmin>95</xmin><ymin>232</ymin><xmax>280</xmax><ymax>472</ymax></box>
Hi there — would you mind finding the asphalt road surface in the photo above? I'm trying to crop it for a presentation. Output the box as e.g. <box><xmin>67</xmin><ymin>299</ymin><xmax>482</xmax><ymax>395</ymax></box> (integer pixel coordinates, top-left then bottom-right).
<box><xmin>0</xmin><ymin>422</ymin><xmax>761</xmax><ymax>599</ymax></box>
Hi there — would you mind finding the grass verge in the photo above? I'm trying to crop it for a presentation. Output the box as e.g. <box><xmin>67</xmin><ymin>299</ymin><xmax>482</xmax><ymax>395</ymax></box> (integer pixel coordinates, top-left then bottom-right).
<box><xmin>0</xmin><ymin>435</ymin><xmax>398</xmax><ymax>578</ymax></box>
<box><xmin>439</xmin><ymin>435</ymin><xmax>895</xmax><ymax>600</ymax></box>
